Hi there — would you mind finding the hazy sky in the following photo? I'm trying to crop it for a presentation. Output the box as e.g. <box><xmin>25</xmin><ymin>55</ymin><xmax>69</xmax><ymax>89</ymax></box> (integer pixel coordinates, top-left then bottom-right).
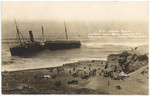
<box><xmin>2</xmin><ymin>1</ymin><xmax>148</xmax><ymax>22</ymax></box>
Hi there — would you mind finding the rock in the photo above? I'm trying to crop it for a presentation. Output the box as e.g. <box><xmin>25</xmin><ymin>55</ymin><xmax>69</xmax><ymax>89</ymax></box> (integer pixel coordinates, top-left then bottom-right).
<box><xmin>105</xmin><ymin>51</ymin><xmax>148</xmax><ymax>74</ymax></box>
<box><xmin>137</xmin><ymin>54</ymin><xmax>148</xmax><ymax>61</ymax></box>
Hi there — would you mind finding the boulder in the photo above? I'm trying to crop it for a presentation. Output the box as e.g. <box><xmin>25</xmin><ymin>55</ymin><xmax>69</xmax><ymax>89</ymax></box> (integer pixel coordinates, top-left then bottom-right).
<box><xmin>105</xmin><ymin>51</ymin><xmax>148</xmax><ymax>74</ymax></box>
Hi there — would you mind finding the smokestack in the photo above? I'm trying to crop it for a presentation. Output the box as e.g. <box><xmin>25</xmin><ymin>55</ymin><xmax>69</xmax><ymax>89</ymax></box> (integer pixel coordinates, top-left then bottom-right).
<box><xmin>29</xmin><ymin>30</ymin><xmax>34</xmax><ymax>42</ymax></box>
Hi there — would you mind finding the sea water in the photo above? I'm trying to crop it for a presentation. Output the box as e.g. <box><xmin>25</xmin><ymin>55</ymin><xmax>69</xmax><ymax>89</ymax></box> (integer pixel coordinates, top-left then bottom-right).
<box><xmin>2</xmin><ymin>21</ymin><xmax>147</xmax><ymax>71</ymax></box>
<box><xmin>2</xmin><ymin>39</ymin><xmax>130</xmax><ymax>71</ymax></box>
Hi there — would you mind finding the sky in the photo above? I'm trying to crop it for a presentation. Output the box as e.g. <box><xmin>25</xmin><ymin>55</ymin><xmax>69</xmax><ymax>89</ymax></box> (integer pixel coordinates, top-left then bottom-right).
<box><xmin>1</xmin><ymin>1</ymin><xmax>149</xmax><ymax>22</ymax></box>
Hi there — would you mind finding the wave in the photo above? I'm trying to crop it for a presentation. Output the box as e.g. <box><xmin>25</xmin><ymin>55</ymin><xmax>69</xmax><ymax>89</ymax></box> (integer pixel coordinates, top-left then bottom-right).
<box><xmin>81</xmin><ymin>41</ymin><xmax>148</xmax><ymax>49</ymax></box>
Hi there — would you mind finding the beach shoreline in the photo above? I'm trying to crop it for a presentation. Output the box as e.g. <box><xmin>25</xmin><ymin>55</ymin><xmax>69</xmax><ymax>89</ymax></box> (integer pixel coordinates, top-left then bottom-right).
<box><xmin>2</xmin><ymin>60</ymin><xmax>109</xmax><ymax>94</ymax></box>
<box><xmin>2</xmin><ymin>49</ymin><xmax>149</xmax><ymax>94</ymax></box>
<box><xmin>2</xmin><ymin>60</ymin><xmax>106</xmax><ymax>72</ymax></box>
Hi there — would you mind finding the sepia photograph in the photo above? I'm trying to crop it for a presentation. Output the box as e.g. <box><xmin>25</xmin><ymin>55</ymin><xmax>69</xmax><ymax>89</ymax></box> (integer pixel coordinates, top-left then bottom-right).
<box><xmin>1</xmin><ymin>0</ymin><xmax>149</xmax><ymax>95</ymax></box>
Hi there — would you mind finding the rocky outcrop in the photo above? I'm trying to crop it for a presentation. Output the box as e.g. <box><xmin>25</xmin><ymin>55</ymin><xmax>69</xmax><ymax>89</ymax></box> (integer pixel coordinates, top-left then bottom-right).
<box><xmin>105</xmin><ymin>51</ymin><xmax>148</xmax><ymax>74</ymax></box>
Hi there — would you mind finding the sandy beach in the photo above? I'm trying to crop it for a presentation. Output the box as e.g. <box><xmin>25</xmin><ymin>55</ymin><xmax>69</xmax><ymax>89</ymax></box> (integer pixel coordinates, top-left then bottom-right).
<box><xmin>2</xmin><ymin>49</ymin><xmax>149</xmax><ymax>94</ymax></box>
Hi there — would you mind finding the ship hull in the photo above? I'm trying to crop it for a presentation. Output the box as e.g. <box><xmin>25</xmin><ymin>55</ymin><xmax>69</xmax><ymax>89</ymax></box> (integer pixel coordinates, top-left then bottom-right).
<box><xmin>44</xmin><ymin>41</ymin><xmax>81</xmax><ymax>50</ymax></box>
<box><xmin>10</xmin><ymin>42</ymin><xmax>44</xmax><ymax>56</ymax></box>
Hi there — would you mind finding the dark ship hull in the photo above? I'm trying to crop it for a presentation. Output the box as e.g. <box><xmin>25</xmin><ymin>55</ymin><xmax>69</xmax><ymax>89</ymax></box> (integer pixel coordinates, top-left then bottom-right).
<box><xmin>10</xmin><ymin>42</ymin><xmax>44</xmax><ymax>56</ymax></box>
<box><xmin>44</xmin><ymin>41</ymin><xmax>81</xmax><ymax>50</ymax></box>
<box><xmin>10</xmin><ymin>22</ymin><xmax>44</xmax><ymax>57</ymax></box>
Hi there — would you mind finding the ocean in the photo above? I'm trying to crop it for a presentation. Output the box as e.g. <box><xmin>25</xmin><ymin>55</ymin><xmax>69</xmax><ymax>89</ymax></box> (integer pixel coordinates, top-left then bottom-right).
<box><xmin>2</xmin><ymin>39</ymin><xmax>132</xmax><ymax>71</ymax></box>
<box><xmin>1</xmin><ymin>39</ymin><xmax>129</xmax><ymax>71</ymax></box>
<box><xmin>2</xmin><ymin>21</ymin><xmax>148</xmax><ymax>71</ymax></box>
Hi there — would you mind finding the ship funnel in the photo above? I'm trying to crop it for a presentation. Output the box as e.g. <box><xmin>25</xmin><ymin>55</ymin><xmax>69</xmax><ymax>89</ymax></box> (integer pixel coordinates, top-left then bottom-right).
<box><xmin>29</xmin><ymin>30</ymin><xmax>34</xmax><ymax>42</ymax></box>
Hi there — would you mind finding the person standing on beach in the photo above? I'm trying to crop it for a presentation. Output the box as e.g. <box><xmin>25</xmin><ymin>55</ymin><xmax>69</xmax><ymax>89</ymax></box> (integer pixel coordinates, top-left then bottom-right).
<box><xmin>108</xmin><ymin>81</ymin><xmax>110</xmax><ymax>85</ymax></box>
<box><xmin>73</xmin><ymin>67</ymin><xmax>75</xmax><ymax>71</ymax></box>
<box><xmin>69</xmin><ymin>70</ymin><xmax>71</xmax><ymax>73</ymax></box>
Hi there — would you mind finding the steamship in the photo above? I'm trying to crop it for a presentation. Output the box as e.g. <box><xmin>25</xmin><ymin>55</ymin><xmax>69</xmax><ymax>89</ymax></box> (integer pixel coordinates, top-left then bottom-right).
<box><xmin>43</xmin><ymin>22</ymin><xmax>81</xmax><ymax>50</ymax></box>
<box><xmin>9</xmin><ymin>20</ymin><xmax>43</xmax><ymax>56</ymax></box>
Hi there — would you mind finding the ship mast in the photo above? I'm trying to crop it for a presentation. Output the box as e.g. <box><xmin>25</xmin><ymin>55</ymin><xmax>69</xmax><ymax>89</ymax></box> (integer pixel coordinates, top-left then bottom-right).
<box><xmin>64</xmin><ymin>22</ymin><xmax>68</xmax><ymax>40</ymax></box>
<box><xmin>14</xmin><ymin>19</ymin><xmax>22</xmax><ymax>45</ymax></box>
<box><xmin>41</xmin><ymin>26</ymin><xmax>44</xmax><ymax>42</ymax></box>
